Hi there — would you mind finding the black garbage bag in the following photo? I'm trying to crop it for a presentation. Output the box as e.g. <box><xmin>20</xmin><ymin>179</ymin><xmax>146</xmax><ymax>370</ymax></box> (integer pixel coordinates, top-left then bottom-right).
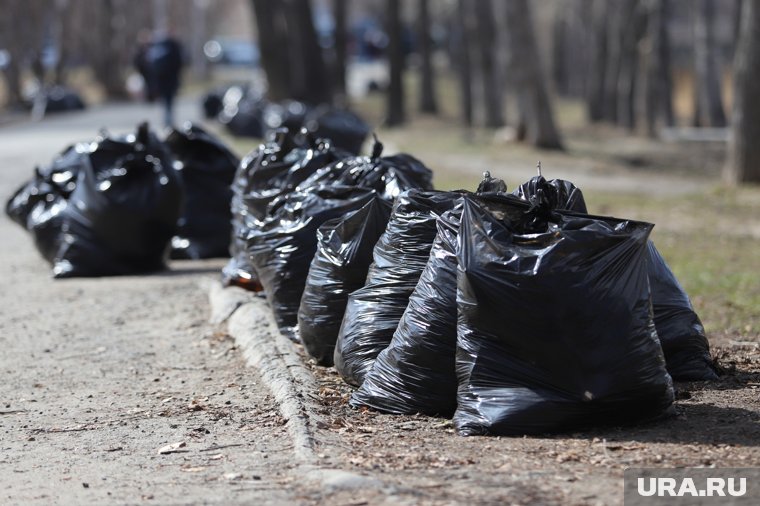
<box><xmin>41</xmin><ymin>86</ymin><xmax>86</xmax><ymax>113</ymax></box>
<box><xmin>351</xmin><ymin>189</ymin><xmax>516</xmax><ymax>416</ymax></box>
<box><xmin>263</xmin><ymin>100</ymin><xmax>311</xmax><ymax>135</ymax></box>
<box><xmin>53</xmin><ymin>123</ymin><xmax>183</xmax><ymax>278</ymax></box>
<box><xmin>304</xmin><ymin>106</ymin><xmax>370</xmax><ymax>155</ymax></box>
<box><xmin>454</xmin><ymin>195</ymin><xmax>675</xmax><ymax>436</ymax></box>
<box><xmin>243</xmin><ymin>133</ymin><xmax>351</xmax><ymax>221</ymax></box>
<box><xmin>512</xmin><ymin>175</ymin><xmax>716</xmax><ymax>381</ymax></box>
<box><xmin>164</xmin><ymin>124</ymin><xmax>240</xmax><ymax>259</ymax></box>
<box><xmin>333</xmin><ymin>190</ymin><xmax>462</xmax><ymax>387</ymax></box>
<box><xmin>202</xmin><ymin>92</ymin><xmax>224</xmax><ymax>119</ymax></box>
<box><xmin>222</xmin><ymin>130</ymin><xmax>351</xmax><ymax>289</ymax></box>
<box><xmin>223</xmin><ymin>130</ymin><xmax>301</xmax><ymax>290</ymax></box>
<box><xmin>6</xmin><ymin>143</ymin><xmax>90</xmax><ymax>262</ymax></box>
<box><xmin>351</xmin><ymin>207</ymin><xmax>463</xmax><ymax>415</ymax></box>
<box><xmin>512</xmin><ymin>174</ymin><xmax>588</xmax><ymax>212</ymax></box>
<box><xmin>298</xmin><ymin>196</ymin><xmax>392</xmax><ymax>365</ymax></box>
<box><xmin>297</xmin><ymin>136</ymin><xmax>434</xmax><ymax>202</ymax></box>
<box><xmin>219</xmin><ymin>85</ymin><xmax>267</xmax><ymax>138</ymax></box>
<box><xmin>6</xmin><ymin>143</ymin><xmax>83</xmax><ymax>228</ymax></box>
<box><xmin>647</xmin><ymin>242</ymin><xmax>717</xmax><ymax>381</ymax></box>
<box><xmin>247</xmin><ymin>185</ymin><xmax>377</xmax><ymax>337</ymax></box>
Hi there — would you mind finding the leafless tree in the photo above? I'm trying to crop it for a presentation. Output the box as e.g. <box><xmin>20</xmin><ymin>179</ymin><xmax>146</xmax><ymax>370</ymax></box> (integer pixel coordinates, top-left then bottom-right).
<box><xmin>417</xmin><ymin>0</ymin><xmax>438</xmax><ymax>114</ymax></box>
<box><xmin>475</xmin><ymin>0</ymin><xmax>504</xmax><ymax>128</ymax></box>
<box><xmin>692</xmin><ymin>0</ymin><xmax>727</xmax><ymax>127</ymax></box>
<box><xmin>642</xmin><ymin>0</ymin><xmax>675</xmax><ymax>137</ymax></box>
<box><xmin>587</xmin><ymin>0</ymin><xmax>608</xmax><ymax>122</ymax></box>
<box><xmin>333</xmin><ymin>0</ymin><xmax>348</xmax><ymax>101</ymax></box>
<box><xmin>251</xmin><ymin>0</ymin><xmax>291</xmax><ymax>101</ymax></box>
<box><xmin>503</xmin><ymin>0</ymin><xmax>563</xmax><ymax>149</ymax></box>
<box><xmin>285</xmin><ymin>0</ymin><xmax>331</xmax><ymax>104</ymax></box>
<box><xmin>724</xmin><ymin>0</ymin><xmax>760</xmax><ymax>184</ymax></box>
<box><xmin>455</xmin><ymin>0</ymin><xmax>473</xmax><ymax>129</ymax></box>
<box><xmin>0</xmin><ymin>0</ymin><xmax>49</xmax><ymax>108</ymax></box>
<box><xmin>386</xmin><ymin>0</ymin><xmax>405</xmax><ymax>126</ymax></box>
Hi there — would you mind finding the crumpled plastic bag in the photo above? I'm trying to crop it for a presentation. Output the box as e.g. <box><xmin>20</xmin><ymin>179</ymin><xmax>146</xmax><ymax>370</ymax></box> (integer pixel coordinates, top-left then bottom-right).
<box><xmin>647</xmin><ymin>242</ymin><xmax>717</xmax><ymax>380</ymax></box>
<box><xmin>6</xmin><ymin>143</ymin><xmax>84</xmax><ymax>261</ymax></box>
<box><xmin>53</xmin><ymin>123</ymin><xmax>183</xmax><ymax>277</ymax></box>
<box><xmin>223</xmin><ymin>129</ymin><xmax>348</xmax><ymax>290</ymax></box>
<box><xmin>165</xmin><ymin>123</ymin><xmax>239</xmax><ymax>259</ymax></box>
<box><xmin>298</xmin><ymin>196</ymin><xmax>392</xmax><ymax>365</ymax></box>
<box><xmin>247</xmin><ymin>185</ymin><xmax>377</xmax><ymax>337</ymax></box>
<box><xmin>454</xmin><ymin>194</ymin><xmax>675</xmax><ymax>436</ymax></box>
<box><xmin>350</xmin><ymin>187</ymin><xmax>514</xmax><ymax>417</ymax></box>
<box><xmin>512</xmin><ymin>175</ymin><xmax>716</xmax><ymax>381</ymax></box>
<box><xmin>333</xmin><ymin>190</ymin><xmax>463</xmax><ymax>387</ymax></box>
<box><xmin>297</xmin><ymin>137</ymin><xmax>434</xmax><ymax>202</ymax></box>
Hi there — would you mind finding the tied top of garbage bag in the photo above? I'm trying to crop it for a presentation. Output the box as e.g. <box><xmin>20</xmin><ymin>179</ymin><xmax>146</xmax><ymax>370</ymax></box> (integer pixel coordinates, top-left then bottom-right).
<box><xmin>454</xmin><ymin>194</ymin><xmax>675</xmax><ymax>436</ymax></box>
<box><xmin>240</xmin><ymin>129</ymin><xmax>352</xmax><ymax>222</ymax></box>
<box><xmin>53</xmin><ymin>122</ymin><xmax>183</xmax><ymax>278</ymax></box>
<box><xmin>164</xmin><ymin>123</ymin><xmax>240</xmax><ymax>260</ymax></box>
<box><xmin>512</xmin><ymin>174</ymin><xmax>587</xmax><ymax>213</ymax></box>
<box><xmin>333</xmin><ymin>189</ymin><xmax>464</xmax><ymax>387</ymax></box>
<box><xmin>165</xmin><ymin>123</ymin><xmax>240</xmax><ymax>175</ymax></box>
<box><xmin>297</xmin><ymin>135</ymin><xmax>434</xmax><ymax>202</ymax></box>
<box><xmin>247</xmin><ymin>185</ymin><xmax>378</xmax><ymax>337</ymax></box>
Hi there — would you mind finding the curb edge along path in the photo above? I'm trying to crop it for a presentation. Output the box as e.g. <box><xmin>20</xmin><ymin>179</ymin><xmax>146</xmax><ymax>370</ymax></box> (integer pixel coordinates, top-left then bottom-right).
<box><xmin>207</xmin><ymin>282</ymin><xmax>389</xmax><ymax>496</ymax></box>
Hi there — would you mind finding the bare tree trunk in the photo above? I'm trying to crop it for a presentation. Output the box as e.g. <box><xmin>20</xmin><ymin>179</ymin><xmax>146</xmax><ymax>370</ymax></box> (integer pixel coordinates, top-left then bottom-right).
<box><xmin>504</xmin><ymin>0</ymin><xmax>563</xmax><ymax>149</ymax></box>
<box><xmin>455</xmin><ymin>0</ymin><xmax>473</xmax><ymax>129</ymax></box>
<box><xmin>617</xmin><ymin>0</ymin><xmax>645</xmax><ymax>130</ymax></box>
<box><xmin>587</xmin><ymin>0</ymin><xmax>608</xmax><ymax>121</ymax></box>
<box><xmin>386</xmin><ymin>0</ymin><xmax>405</xmax><ymax>126</ymax></box>
<box><xmin>552</xmin><ymin>8</ymin><xmax>570</xmax><ymax>96</ymax></box>
<box><xmin>333</xmin><ymin>0</ymin><xmax>348</xmax><ymax>101</ymax></box>
<box><xmin>0</xmin><ymin>0</ymin><xmax>48</xmax><ymax>107</ymax></box>
<box><xmin>603</xmin><ymin>0</ymin><xmax>627</xmax><ymax>123</ymax></box>
<box><xmin>251</xmin><ymin>0</ymin><xmax>291</xmax><ymax>101</ymax></box>
<box><xmin>88</xmin><ymin>0</ymin><xmax>130</xmax><ymax>98</ymax></box>
<box><xmin>725</xmin><ymin>0</ymin><xmax>760</xmax><ymax>184</ymax></box>
<box><xmin>285</xmin><ymin>0</ymin><xmax>332</xmax><ymax>104</ymax></box>
<box><xmin>643</xmin><ymin>0</ymin><xmax>675</xmax><ymax>137</ymax></box>
<box><xmin>417</xmin><ymin>0</ymin><xmax>438</xmax><ymax>114</ymax></box>
<box><xmin>693</xmin><ymin>0</ymin><xmax>727</xmax><ymax>127</ymax></box>
<box><xmin>474</xmin><ymin>0</ymin><xmax>504</xmax><ymax>127</ymax></box>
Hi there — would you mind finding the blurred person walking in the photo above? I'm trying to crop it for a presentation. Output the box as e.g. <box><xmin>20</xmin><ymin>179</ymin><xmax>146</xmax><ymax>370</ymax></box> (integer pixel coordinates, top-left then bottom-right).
<box><xmin>144</xmin><ymin>31</ymin><xmax>184</xmax><ymax>127</ymax></box>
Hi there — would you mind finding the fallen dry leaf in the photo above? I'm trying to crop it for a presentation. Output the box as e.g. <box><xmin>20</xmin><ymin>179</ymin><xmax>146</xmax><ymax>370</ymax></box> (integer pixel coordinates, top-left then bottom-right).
<box><xmin>157</xmin><ymin>441</ymin><xmax>187</xmax><ymax>455</ymax></box>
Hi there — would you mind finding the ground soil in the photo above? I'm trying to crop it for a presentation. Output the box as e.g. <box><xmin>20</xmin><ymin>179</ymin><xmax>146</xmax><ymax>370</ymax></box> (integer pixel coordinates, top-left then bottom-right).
<box><xmin>1</xmin><ymin>100</ymin><xmax>758</xmax><ymax>506</ymax></box>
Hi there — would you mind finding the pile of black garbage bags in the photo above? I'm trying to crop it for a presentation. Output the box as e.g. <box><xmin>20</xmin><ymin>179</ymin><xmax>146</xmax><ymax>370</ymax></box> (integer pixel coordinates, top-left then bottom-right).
<box><xmin>224</xmin><ymin>126</ymin><xmax>716</xmax><ymax>437</ymax></box>
<box><xmin>6</xmin><ymin>122</ymin><xmax>239</xmax><ymax>276</ymax></box>
<box><xmin>203</xmin><ymin>83</ymin><xmax>370</xmax><ymax>155</ymax></box>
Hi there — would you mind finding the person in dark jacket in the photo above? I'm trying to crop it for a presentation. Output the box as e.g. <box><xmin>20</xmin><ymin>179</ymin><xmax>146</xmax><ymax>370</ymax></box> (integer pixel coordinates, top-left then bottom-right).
<box><xmin>134</xmin><ymin>29</ymin><xmax>156</xmax><ymax>102</ymax></box>
<box><xmin>145</xmin><ymin>32</ymin><xmax>184</xmax><ymax>127</ymax></box>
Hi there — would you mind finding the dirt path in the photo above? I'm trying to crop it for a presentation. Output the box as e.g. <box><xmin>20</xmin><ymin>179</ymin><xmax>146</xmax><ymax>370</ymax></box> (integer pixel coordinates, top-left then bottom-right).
<box><xmin>0</xmin><ymin>104</ymin><xmax>311</xmax><ymax>505</ymax></box>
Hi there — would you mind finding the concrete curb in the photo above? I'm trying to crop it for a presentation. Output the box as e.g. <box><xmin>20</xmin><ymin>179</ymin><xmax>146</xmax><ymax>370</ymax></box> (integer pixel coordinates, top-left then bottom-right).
<box><xmin>208</xmin><ymin>282</ymin><xmax>321</xmax><ymax>465</ymax></box>
<box><xmin>208</xmin><ymin>282</ymin><xmax>392</xmax><ymax>494</ymax></box>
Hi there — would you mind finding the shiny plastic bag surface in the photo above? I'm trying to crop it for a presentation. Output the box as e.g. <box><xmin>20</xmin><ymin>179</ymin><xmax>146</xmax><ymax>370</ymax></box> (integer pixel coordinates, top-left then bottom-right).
<box><xmin>334</xmin><ymin>190</ymin><xmax>462</xmax><ymax>387</ymax></box>
<box><xmin>165</xmin><ymin>124</ymin><xmax>239</xmax><ymax>259</ymax></box>
<box><xmin>454</xmin><ymin>195</ymin><xmax>675</xmax><ymax>436</ymax></box>
<box><xmin>53</xmin><ymin>123</ymin><xmax>183</xmax><ymax>277</ymax></box>
<box><xmin>247</xmin><ymin>185</ymin><xmax>377</xmax><ymax>337</ymax></box>
<box><xmin>298</xmin><ymin>197</ymin><xmax>392</xmax><ymax>365</ymax></box>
